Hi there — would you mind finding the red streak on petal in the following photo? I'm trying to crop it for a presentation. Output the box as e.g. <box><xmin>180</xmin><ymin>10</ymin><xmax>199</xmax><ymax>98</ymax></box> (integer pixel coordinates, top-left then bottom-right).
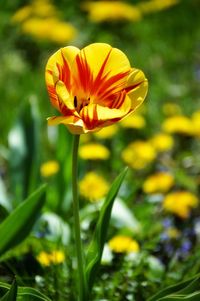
<box><xmin>60</xmin><ymin>51</ymin><xmax>71</xmax><ymax>90</ymax></box>
<box><xmin>75</xmin><ymin>50</ymin><xmax>93</xmax><ymax>94</ymax></box>
<box><xmin>125</xmin><ymin>81</ymin><xmax>144</xmax><ymax>93</ymax></box>
<box><xmin>90</xmin><ymin>49</ymin><xmax>112</xmax><ymax>94</ymax></box>
<box><xmin>80</xmin><ymin>104</ymin><xmax>100</xmax><ymax>130</ymax></box>
<box><xmin>110</xmin><ymin>90</ymin><xmax>126</xmax><ymax>109</ymax></box>
<box><xmin>47</xmin><ymin>84</ymin><xmax>58</xmax><ymax>105</ymax></box>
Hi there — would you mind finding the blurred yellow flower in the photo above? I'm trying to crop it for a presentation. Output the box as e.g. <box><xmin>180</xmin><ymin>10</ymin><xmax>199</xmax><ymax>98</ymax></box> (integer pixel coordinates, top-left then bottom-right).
<box><xmin>22</xmin><ymin>18</ymin><xmax>77</xmax><ymax>44</ymax></box>
<box><xmin>108</xmin><ymin>235</ymin><xmax>140</xmax><ymax>253</ymax></box>
<box><xmin>37</xmin><ymin>250</ymin><xmax>65</xmax><ymax>266</ymax></box>
<box><xmin>82</xmin><ymin>1</ymin><xmax>142</xmax><ymax>22</ymax></box>
<box><xmin>149</xmin><ymin>133</ymin><xmax>174</xmax><ymax>152</ymax></box>
<box><xmin>40</xmin><ymin>160</ymin><xmax>60</xmax><ymax>177</ymax></box>
<box><xmin>79</xmin><ymin>171</ymin><xmax>109</xmax><ymax>201</ymax></box>
<box><xmin>32</xmin><ymin>0</ymin><xmax>57</xmax><ymax>18</ymax></box>
<box><xmin>12</xmin><ymin>0</ymin><xmax>77</xmax><ymax>44</ymax></box>
<box><xmin>162</xmin><ymin>115</ymin><xmax>193</xmax><ymax>135</ymax></box>
<box><xmin>163</xmin><ymin>191</ymin><xmax>199</xmax><ymax>219</ymax></box>
<box><xmin>138</xmin><ymin>0</ymin><xmax>179</xmax><ymax>14</ymax></box>
<box><xmin>191</xmin><ymin>111</ymin><xmax>200</xmax><ymax>137</ymax></box>
<box><xmin>122</xmin><ymin>141</ymin><xmax>156</xmax><ymax>169</ymax></box>
<box><xmin>12</xmin><ymin>6</ymin><xmax>32</xmax><ymax>23</ymax></box>
<box><xmin>162</xmin><ymin>102</ymin><xmax>182</xmax><ymax>116</ymax></box>
<box><xmin>94</xmin><ymin>124</ymin><xmax>119</xmax><ymax>139</ymax></box>
<box><xmin>79</xmin><ymin>143</ymin><xmax>110</xmax><ymax>160</ymax></box>
<box><xmin>120</xmin><ymin>113</ymin><xmax>146</xmax><ymax>129</ymax></box>
<box><xmin>12</xmin><ymin>0</ymin><xmax>57</xmax><ymax>23</ymax></box>
<box><xmin>143</xmin><ymin>172</ymin><xmax>174</xmax><ymax>194</ymax></box>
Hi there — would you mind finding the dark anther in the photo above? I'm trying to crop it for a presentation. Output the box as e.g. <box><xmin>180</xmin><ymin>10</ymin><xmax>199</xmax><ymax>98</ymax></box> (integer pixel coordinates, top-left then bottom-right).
<box><xmin>88</xmin><ymin>97</ymin><xmax>90</xmax><ymax>101</ymax></box>
<box><xmin>74</xmin><ymin>96</ymin><xmax>77</xmax><ymax>108</ymax></box>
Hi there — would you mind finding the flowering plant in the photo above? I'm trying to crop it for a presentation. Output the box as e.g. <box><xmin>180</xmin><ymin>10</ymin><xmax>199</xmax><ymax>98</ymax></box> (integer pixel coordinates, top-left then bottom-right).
<box><xmin>45</xmin><ymin>43</ymin><xmax>148</xmax><ymax>300</ymax></box>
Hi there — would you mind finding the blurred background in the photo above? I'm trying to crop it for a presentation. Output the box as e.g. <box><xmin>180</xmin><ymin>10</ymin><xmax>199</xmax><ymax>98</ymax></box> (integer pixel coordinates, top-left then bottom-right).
<box><xmin>0</xmin><ymin>0</ymin><xmax>200</xmax><ymax>300</ymax></box>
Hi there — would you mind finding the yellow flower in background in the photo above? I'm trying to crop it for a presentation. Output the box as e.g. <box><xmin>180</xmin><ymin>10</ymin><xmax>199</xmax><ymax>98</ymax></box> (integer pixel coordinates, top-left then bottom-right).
<box><xmin>79</xmin><ymin>143</ymin><xmax>110</xmax><ymax>160</ymax></box>
<box><xmin>162</xmin><ymin>102</ymin><xmax>182</xmax><ymax>116</ymax></box>
<box><xmin>12</xmin><ymin>0</ymin><xmax>57</xmax><ymax>23</ymax></box>
<box><xmin>12</xmin><ymin>6</ymin><xmax>32</xmax><ymax>23</ymax></box>
<box><xmin>149</xmin><ymin>133</ymin><xmax>174</xmax><ymax>152</ymax></box>
<box><xmin>191</xmin><ymin>111</ymin><xmax>200</xmax><ymax>137</ymax></box>
<box><xmin>79</xmin><ymin>171</ymin><xmax>109</xmax><ymax>201</ymax></box>
<box><xmin>119</xmin><ymin>113</ymin><xmax>146</xmax><ymax>129</ymax></box>
<box><xmin>46</xmin><ymin>43</ymin><xmax>148</xmax><ymax>134</ymax></box>
<box><xmin>21</xmin><ymin>18</ymin><xmax>77</xmax><ymax>44</ymax></box>
<box><xmin>48</xmin><ymin>21</ymin><xmax>77</xmax><ymax>44</ymax></box>
<box><xmin>108</xmin><ymin>235</ymin><xmax>140</xmax><ymax>253</ymax></box>
<box><xmin>143</xmin><ymin>172</ymin><xmax>174</xmax><ymax>194</ymax></box>
<box><xmin>163</xmin><ymin>191</ymin><xmax>199</xmax><ymax>219</ymax></box>
<box><xmin>162</xmin><ymin>115</ymin><xmax>193</xmax><ymax>135</ymax></box>
<box><xmin>37</xmin><ymin>250</ymin><xmax>65</xmax><ymax>266</ymax></box>
<box><xmin>94</xmin><ymin>124</ymin><xmax>119</xmax><ymax>139</ymax></box>
<box><xmin>40</xmin><ymin>160</ymin><xmax>60</xmax><ymax>177</ymax></box>
<box><xmin>82</xmin><ymin>1</ymin><xmax>142</xmax><ymax>22</ymax></box>
<box><xmin>12</xmin><ymin>0</ymin><xmax>77</xmax><ymax>44</ymax></box>
<box><xmin>138</xmin><ymin>0</ymin><xmax>179</xmax><ymax>14</ymax></box>
<box><xmin>32</xmin><ymin>0</ymin><xmax>57</xmax><ymax>18</ymax></box>
<box><xmin>122</xmin><ymin>141</ymin><xmax>156</xmax><ymax>169</ymax></box>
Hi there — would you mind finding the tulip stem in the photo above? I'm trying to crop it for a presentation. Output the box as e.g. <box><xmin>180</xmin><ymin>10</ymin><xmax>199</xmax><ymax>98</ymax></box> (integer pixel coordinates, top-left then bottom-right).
<box><xmin>72</xmin><ymin>134</ymin><xmax>87</xmax><ymax>301</ymax></box>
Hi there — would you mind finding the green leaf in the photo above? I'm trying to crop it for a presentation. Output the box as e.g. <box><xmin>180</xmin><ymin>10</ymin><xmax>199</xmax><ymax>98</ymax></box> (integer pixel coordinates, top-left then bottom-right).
<box><xmin>157</xmin><ymin>291</ymin><xmax>200</xmax><ymax>301</ymax></box>
<box><xmin>0</xmin><ymin>282</ymin><xmax>51</xmax><ymax>301</ymax></box>
<box><xmin>0</xmin><ymin>184</ymin><xmax>46</xmax><ymax>258</ymax></box>
<box><xmin>8</xmin><ymin>99</ymin><xmax>42</xmax><ymax>203</ymax></box>
<box><xmin>85</xmin><ymin>168</ymin><xmax>128</xmax><ymax>291</ymax></box>
<box><xmin>0</xmin><ymin>280</ymin><xmax>17</xmax><ymax>301</ymax></box>
<box><xmin>148</xmin><ymin>274</ymin><xmax>200</xmax><ymax>301</ymax></box>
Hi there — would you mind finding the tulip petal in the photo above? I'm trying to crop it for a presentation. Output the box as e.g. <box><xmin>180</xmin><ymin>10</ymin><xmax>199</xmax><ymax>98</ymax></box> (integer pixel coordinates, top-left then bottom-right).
<box><xmin>126</xmin><ymin>69</ymin><xmax>148</xmax><ymax>109</ymax></box>
<box><xmin>47</xmin><ymin>116</ymin><xmax>85</xmax><ymax>134</ymax></box>
<box><xmin>45</xmin><ymin>46</ymin><xmax>80</xmax><ymax>110</ymax></box>
<box><xmin>80</xmin><ymin>95</ymin><xmax>131</xmax><ymax>131</ymax></box>
<box><xmin>81</xmin><ymin>43</ymin><xmax>131</xmax><ymax>77</ymax></box>
<box><xmin>72</xmin><ymin>43</ymin><xmax>131</xmax><ymax>105</ymax></box>
<box><xmin>55</xmin><ymin>80</ymin><xmax>74</xmax><ymax>111</ymax></box>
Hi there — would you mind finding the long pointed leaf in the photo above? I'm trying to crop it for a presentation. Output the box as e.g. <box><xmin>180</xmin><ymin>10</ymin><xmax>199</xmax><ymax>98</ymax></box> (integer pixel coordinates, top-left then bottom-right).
<box><xmin>85</xmin><ymin>168</ymin><xmax>128</xmax><ymax>291</ymax></box>
<box><xmin>0</xmin><ymin>184</ymin><xmax>46</xmax><ymax>257</ymax></box>
<box><xmin>148</xmin><ymin>274</ymin><xmax>200</xmax><ymax>301</ymax></box>
<box><xmin>157</xmin><ymin>291</ymin><xmax>200</xmax><ymax>301</ymax></box>
<box><xmin>0</xmin><ymin>282</ymin><xmax>51</xmax><ymax>301</ymax></box>
<box><xmin>0</xmin><ymin>280</ymin><xmax>17</xmax><ymax>301</ymax></box>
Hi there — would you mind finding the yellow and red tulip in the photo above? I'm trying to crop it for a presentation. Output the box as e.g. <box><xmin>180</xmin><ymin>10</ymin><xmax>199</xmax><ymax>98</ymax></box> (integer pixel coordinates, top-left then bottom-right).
<box><xmin>45</xmin><ymin>43</ymin><xmax>148</xmax><ymax>134</ymax></box>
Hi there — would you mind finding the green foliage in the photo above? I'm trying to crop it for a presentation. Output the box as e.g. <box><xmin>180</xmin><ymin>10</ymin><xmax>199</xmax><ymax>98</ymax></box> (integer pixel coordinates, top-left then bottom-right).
<box><xmin>0</xmin><ymin>184</ymin><xmax>46</xmax><ymax>258</ymax></box>
<box><xmin>8</xmin><ymin>100</ymin><xmax>42</xmax><ymax>203</ymax></box>
<box><xmin>0</xmin><ymin>281</ymin><xmax>51</xmax><ymax>301</ymax></box>
<box><xmin>1</xmin><ymin>0</ymin><xmax>200</xmax><ymax>300</ymax></box>
<box><xmin>148</xmin><ymin>274</ymin><xmax>200</xmax><ymax>301</ymax></box>
<box><xmin>85</xmin><ymin>168</ymin><xmax>128</xmax><ymax>292</ymax></box>
<box><xmin>0</xmin><ymin>280</ymin><xmax>17</xmax><ymax>301</ymax></box>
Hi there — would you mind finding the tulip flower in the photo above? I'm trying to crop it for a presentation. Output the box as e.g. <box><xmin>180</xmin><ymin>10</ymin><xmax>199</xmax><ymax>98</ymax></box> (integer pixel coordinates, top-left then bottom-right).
<box><xmin>45</xmin><ymin>43</ymin><xmax>148</xmax><ymax>301</ymax></box>
<box><xmin>45</xmin><ymin>43</ymin><xmax>148</xmax><ymax>134</ymax></box>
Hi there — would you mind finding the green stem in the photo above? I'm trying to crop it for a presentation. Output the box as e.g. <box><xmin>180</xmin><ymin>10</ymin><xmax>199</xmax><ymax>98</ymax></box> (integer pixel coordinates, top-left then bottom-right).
<box><xmin>72</xmin><ymin>134</ymin><xmax>87</xmax><ymax>301</ymax></box>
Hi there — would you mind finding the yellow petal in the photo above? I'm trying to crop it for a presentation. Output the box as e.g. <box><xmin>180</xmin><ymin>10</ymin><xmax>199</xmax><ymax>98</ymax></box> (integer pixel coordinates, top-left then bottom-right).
<box><xmin>55</xmin><ymin>80</ymin><xmax>74</xmax><ymax>110</ymax></box>
<box><xmin>45</xmin><ymin>46</ymin><xmax>80</xmax><ymax>87</ymax></box>
<box><xmin>126</xmin><ymin>69</ymin><xmax>148</xmax><ymax>110</ymax></box>
<box><xmin>76</xmin><ymin>43</ymin><xmax>130</xmax><ymax>79</ymax></box>
<box><xmin>47</xmin><ymin>116</ymin><xmax>85</xmax><ymax>134</ymax></box>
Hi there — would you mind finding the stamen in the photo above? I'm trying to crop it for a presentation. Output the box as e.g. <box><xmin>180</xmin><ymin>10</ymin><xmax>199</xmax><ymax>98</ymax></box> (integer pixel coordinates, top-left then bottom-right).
<box><xmin>74</xmin><ymin>96</ymin><xmax>77</xmax><ymax>108</ymax></box>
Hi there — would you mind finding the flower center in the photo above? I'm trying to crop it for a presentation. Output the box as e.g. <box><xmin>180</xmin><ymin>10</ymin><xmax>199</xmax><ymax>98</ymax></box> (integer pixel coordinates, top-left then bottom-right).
<box><xmin>74</xmin><ymin>96</ymin><xmax>91</xmax><ymax>113</ymax></box>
